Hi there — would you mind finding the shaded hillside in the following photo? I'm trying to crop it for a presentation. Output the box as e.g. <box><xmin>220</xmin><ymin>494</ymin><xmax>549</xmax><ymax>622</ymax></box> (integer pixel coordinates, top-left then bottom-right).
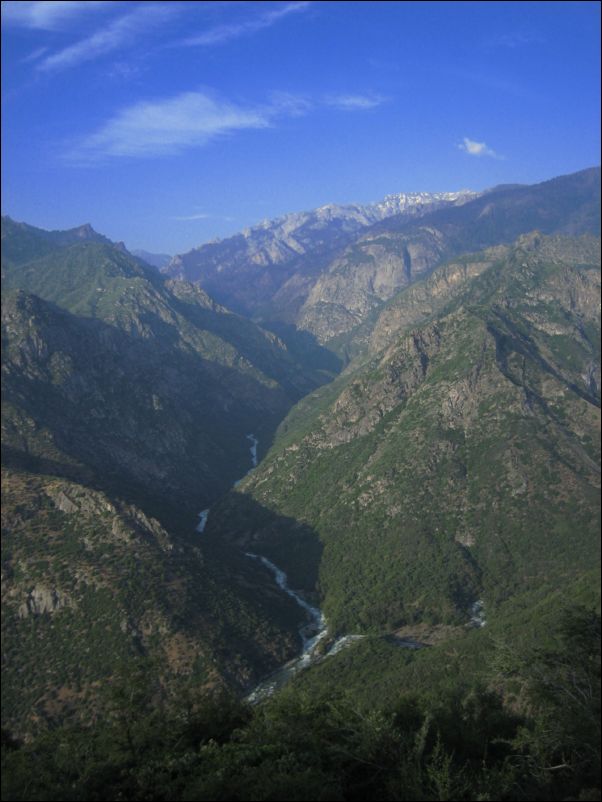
<box><xmin>1</xmin><ymin>219</ymin><xmax>336</xmax><ymax>735</ymax></box>
<box><xmin>1</xmin><ymin>219</ymin><xmax>336</xmax><ymax>523</ymax></box>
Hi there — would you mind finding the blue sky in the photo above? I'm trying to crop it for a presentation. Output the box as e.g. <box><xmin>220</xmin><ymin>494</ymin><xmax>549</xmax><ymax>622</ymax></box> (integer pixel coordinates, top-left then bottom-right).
<box><xmin>1</xmin><ymin>1</ymin><xmax>600</xmax><ymax>254</ymax></box>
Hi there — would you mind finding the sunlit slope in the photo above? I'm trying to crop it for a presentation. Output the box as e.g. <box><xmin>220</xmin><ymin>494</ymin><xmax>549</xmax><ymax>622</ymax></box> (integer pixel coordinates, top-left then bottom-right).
<box><xmin>210</xmin><ymin>234</ymin><xmax>601</xmax><ymax>634</ymax></box>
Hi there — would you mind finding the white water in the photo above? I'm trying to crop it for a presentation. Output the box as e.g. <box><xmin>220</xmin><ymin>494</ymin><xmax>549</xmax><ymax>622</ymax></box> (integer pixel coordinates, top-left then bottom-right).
<box><xmin>326</xmin><ymin>634</ymin><xmax>365</xmax><ymax>657</ymax></box>
<box><xmin>247</xmin><ymin>433</ymin><xmax>258</xmax><ymax>467</ymax></box>
<box><xmin>245</xmin><ymin>553</ymin><xmax>329</xmax><ymax>655</ymax></box>
<box><xmin>469</xmin><ymin>599</ymin><xmax>486</xmax><ymax>628</ymax></box>
<box><xmin>195</xmin><ymin>509</ymin><xmax>210</xmax><ymax>533</ymax></box>
<box><xmin>193</xmin><ymin>434</ymin><xmax>361</xmax><ymax>700</ymax></box>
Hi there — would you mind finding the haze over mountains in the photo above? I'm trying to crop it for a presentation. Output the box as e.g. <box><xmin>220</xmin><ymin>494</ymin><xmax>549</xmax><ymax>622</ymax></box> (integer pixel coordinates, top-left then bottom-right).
<box><xmin>1</xmin><ymin>166</ymin><xmax>600</xmax><ymax>801</ymax></box>
<box><xmin>131</xmin><ymin>249</ymin><xmax>172</xmax><ymax>270</ymax></box>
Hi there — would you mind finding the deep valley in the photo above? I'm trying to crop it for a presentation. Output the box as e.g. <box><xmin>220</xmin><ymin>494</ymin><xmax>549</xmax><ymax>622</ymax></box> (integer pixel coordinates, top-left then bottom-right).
<box><xmin>1</xmin><ymin>167</ymin><xmax>600</xmax><ymax>802</ymax></box>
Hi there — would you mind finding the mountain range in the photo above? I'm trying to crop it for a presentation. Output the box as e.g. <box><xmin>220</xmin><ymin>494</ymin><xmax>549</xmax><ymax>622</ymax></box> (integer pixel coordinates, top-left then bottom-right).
<box><xmin>164</xmin><ymin>170</ymin><xmax>599</xmax><ymax>356</ymax></box>
<box><xmin>164</xmin><ymin>189</ymin><xmax>477</xmax><ymax>322</ymax></box>
<box><xmin>1</xmin><ymin>166</ymin><xmax>600</xmax><ymax>795</ymax></box>
<box><xmin>209</xmin><ymin>231</ymin><xmax>600</xmax><ymax>638</ymax></box>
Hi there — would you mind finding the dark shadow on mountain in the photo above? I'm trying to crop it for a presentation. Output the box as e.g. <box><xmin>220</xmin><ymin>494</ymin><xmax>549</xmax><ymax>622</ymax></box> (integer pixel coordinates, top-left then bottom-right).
<box><xmin>167</xmin><ymin>297</ymin><xmax>336</xmax><ymax>399</ymax></box>
<box><xmin>204</xmin><ymin>490</ymin><xmax>324</xmax><ymax>598</ymax></box>
<box><xmin>2</xmin><ymin>293</ymin><xmax>315</xmax><ymax>538</ymax></box>
<box><xmin>488</xmin><ymin>308</ymin><xmax>602</xmax><ymax>409</ymax></box>
<box><xmin>0</xmin><ymin>445</ymin><xmax>196</xmax><ymax>537</ymax></box>
<box><xmin>259</xmin><ymin>320</ymin><xmax>343</xmax><ymax>377</ymax></box>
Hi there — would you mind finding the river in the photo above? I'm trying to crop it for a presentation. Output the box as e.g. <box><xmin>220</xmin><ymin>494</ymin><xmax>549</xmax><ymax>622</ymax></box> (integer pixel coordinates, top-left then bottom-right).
<box><xmin>195</xmin><ymin>434</ymin><xmax>485</xmax><ymax>702</ymax></box>
<box><xmin>194</xmin><ymin>433</ymin><xmax>363</xmax><ymax>701</ymax></box>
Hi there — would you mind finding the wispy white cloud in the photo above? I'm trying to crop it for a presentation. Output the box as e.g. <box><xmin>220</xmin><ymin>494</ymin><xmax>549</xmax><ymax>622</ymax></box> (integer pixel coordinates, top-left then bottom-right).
<box><xmin>68</xmin><ymin>91</ymin><xmax>272</xmax><ymax>162</ymax></box>
<box><xmin>104</xmin><ymin>59</ymin><xmax>145</xmax><ymax>82</ymax></box>
<box><xmin>171</xmin><ymin>212</ymin><xmax>235</xmax><ymax>222</ymax></box>
<box><xmin>1</xmin><ymin>1</ymin><xmax>112</xmax><ymax>30</ymax></box>
<box><xmin>180</xmin><ymin>1</ymin><xmax>310</xmax><ymax>47</ymax></box>
<box><xmin>20</xmin><ymin>46</ymin><xmax>49</xmax><ymax>64</ymax></box>
<box><xmin>36</xmin><ymin>4</ymin><xmax>172</xmax><ymax>73</ymax></box>
<box><xmin>66</xmin><ymin>85</ymin><xmax>388</xmax><ymax>163</ymax></box>
<box><xmin>268</xmin><ymin>90</ymin><xmax>313</xmax><ymax>117</ymax></box>
<box><xmin>457</xmin><ymin>137</ymin><xmax>501</xmax><ymax>159</ymax></box>
<box><xmin>324</xmin><ymin>93</ymin><xmax>387</xmax><ymax>111</ymax></box>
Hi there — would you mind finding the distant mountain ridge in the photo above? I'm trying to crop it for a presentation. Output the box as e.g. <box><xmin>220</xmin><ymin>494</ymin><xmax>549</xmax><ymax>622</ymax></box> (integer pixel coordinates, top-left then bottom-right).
<box><xmin>298</xmin><ymin>166</ymin><xmax>601</xmax><ymax>347</ymax></box>
<box><xmin>1</xmin><ymin>216</ymin><xmax>113</xmax><ymax>266</ymax></box>
<box><xmin>164</xmin><ymin>190</ymin><xmax>478</xmax><ymax>319</ymax></box>
<box><xmin>162</xmin><ymin>168</ymin><xmax>600</xmax><ymax>353</ymax></box>
<box><xmin>132</xmin><ymin>249</ymin><xmax>172</xmax><ymax>270</ymax></box>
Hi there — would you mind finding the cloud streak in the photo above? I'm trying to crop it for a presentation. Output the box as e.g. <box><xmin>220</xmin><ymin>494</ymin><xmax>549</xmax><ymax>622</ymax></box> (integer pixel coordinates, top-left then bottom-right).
<box><xmin>180</xmin><ymin>1</ymin><xmax>310</xmax><ymax>47</ymax></box>
<box><xmin>36</xmin><ymin>4</ymin><xmax>173</xmax><ymax>73</ymax></box>
<box><xmin>171</xmin><ymin>212</ymin><xmax>235</xmax><ymax>222</ymax></box>
<box><xmin>483</xmin><ymin>31</ymin><xmax>544</xmax><ymax>50</ymax></box>
<box><xmin>1</xmin><ymin>1</ymin><xmax>111</xmax><ymax>30</ymax></box>
<box><xmin>66</xmin><ymin>86</ymin><xmax>389</xmax><ymax>163</ymax></box>
<box><xmin>324</xmin><ymin>93</ymin><xmax>387</xmax><ymax>111</ymax></box>
<box><xmin>457</xmin><ymin>137</ymin><xmax>501</xmax><ymax>159</ymax></box>
<box><xmin>69</xmin><ymin>91</ymin><xmax>271</xmax><ymax>161</ymax></box>
<box><xmin>20</xmin><ymin>46</ymin><xmax>49</xmax><ymax>64</ymax></box>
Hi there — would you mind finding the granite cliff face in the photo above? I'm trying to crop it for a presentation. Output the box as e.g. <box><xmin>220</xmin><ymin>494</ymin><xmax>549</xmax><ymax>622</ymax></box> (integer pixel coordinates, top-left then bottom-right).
<box><xmin>297</xmin><ymin>168</ymin><xmax>601</xmax><ymax>346</ymax></box>
<box><xmin>164</xmin><ymin>191</ymin><xmax>477</xmax><ymax>320</ymax></box>
<box><xmin>297</xmin><ymin>226</ymin><xmax>448</xmax><ymax>343</ymax></box>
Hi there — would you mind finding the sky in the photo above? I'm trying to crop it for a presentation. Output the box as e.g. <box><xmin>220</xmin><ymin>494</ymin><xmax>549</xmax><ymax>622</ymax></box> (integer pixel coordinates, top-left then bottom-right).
<box><xmin>1</xmin><ymin>0</ymin><xmax>600</xmax><ymax>254</ymax></box>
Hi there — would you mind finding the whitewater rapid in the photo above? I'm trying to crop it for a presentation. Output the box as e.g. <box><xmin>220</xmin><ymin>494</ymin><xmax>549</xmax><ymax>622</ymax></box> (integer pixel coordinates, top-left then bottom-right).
<box><xmin>469</xmin><ymin>599</ymin><xmax>486</xmax><ymax>627</ymax></box>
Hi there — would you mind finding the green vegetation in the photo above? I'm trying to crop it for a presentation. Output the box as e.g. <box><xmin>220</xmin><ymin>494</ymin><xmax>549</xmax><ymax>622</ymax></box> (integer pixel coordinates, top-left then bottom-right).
<box><xmin>2</xmin><ymin>607</ymin><xmax>599</xmax><ymax>801</ymax></box>
<box><xmin>1</xmin><ymin>217</ymin><xmax>336</xmax><ymax>528</ymax></box>
<box><xmin>1</xmin><ymin>219</ymin><xmax>337</xmax><ymax>737</ymax></box>
<box><xmin>1</xmin><ymin>188</ymin><xmax>600</xmax><ymax>802</ymax></box>
<box><xmin>213</xmin><ymin>234</ymin><xmax>600</xmax><ymax>638</ymax></box>
<box><xmin>1</xmin><ymin>469</ymin><xmax>306</xmax><ymax>736</ymax></box>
